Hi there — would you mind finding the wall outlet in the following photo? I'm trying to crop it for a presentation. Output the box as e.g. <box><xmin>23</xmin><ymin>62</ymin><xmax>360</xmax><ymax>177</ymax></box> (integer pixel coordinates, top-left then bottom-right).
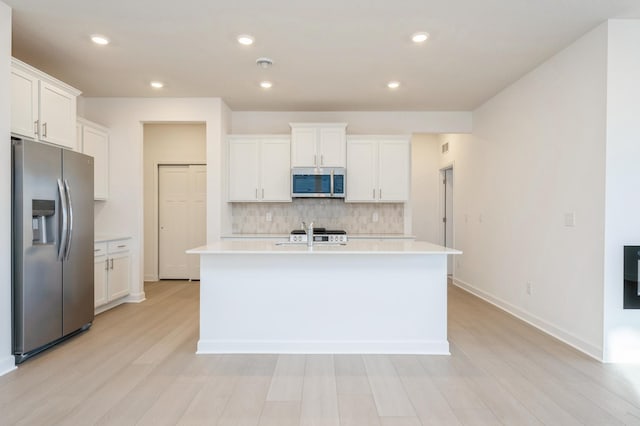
<box><xmin>372</xmin><ymin>212</ymin><xmax>379</xmax><ymax>222</ymax></box>
<box><xmin>564</xmin><ymin>212</ymin><xmax>576</xmax><ymax>227</ymax></box>
<box><xmin>266</xmin><ymin>212</ymin><xmax>272</xmax><ymax>222</ymax></box>
<box><xmin>526</xmin><ymin>282</ymin><xmax>532</xmax><ymax>295</ymax></box>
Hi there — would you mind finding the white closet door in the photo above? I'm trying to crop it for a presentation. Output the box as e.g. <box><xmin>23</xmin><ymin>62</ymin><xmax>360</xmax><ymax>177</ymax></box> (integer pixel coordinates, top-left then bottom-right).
<box><xmin>188</xmin><ymin>165</ymin><xmax>207</xmax><ymax>280</ymax></box>
<box><xmin>159</xmin><ymin>165</ymin><xmax>207</xmax><ymax>280</ymax></box>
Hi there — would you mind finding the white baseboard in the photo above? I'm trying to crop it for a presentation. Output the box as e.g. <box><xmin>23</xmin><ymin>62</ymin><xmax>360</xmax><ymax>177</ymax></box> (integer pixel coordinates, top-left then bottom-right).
<box><xmin>197</xmin><ymin>339</ymin><xmax>450</xmax><ymax>355</ymax></box>
<box><xmin>452</xmin><ymin>277</ymin><xmax>603</xmax><ymax>361</ymax></box>
<box><xmin>125</xmin><ymin>292</ymin><xmax>146</xmax><ymax>303</ymax></box>
<box><xmin>144</xmin><ymin>274</ymin><xmax>158</xmax><ymax>282</ymax></box>
<box><xmin>0</xmin><ymin>355</ymin><xmax>16</xmax><ymax>377</ymax></box>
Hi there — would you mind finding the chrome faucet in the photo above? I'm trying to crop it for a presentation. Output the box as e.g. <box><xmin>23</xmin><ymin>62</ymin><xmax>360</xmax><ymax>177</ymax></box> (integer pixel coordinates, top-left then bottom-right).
<box><xmin>306</xmin><ymin>221</ymin><xmax>314</xmax><ymax>247</ymax></box>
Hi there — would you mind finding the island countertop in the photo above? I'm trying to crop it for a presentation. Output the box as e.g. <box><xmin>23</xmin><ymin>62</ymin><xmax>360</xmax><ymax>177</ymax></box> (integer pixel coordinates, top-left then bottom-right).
<box><xmin>187</xmin><ymin>240</ymin><xmax>462</xmax><ymax>255</ymax></box>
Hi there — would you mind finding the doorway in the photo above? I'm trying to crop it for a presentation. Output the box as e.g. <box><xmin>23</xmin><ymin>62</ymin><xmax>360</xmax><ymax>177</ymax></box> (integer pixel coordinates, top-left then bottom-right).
<box><xmin>441</xmin><ymin>166</ymin><xmax>454</xmax><ymax>275</ymax></box>
<box><xmin>158</xmin><ymin>164</ymin><xmax>206</xmax><ymax>280</ymax></box>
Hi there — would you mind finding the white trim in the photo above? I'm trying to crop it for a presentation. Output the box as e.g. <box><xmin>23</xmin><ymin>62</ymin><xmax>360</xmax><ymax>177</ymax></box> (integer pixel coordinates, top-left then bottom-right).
<box><xmin>197</xmin><ymin>339</ymin><xmax>450</xmax><ymax>355</ymax></box>
<box><xmin>125</xmin><ymin>292</ymin><xmax>146</xmax><ymax>303</ymax></box>
<box><xmin>452</xmin><ymin>277</ymin><xmax>603</xmax><ymax>361</ymax></box>
<box><xmin>0</xmin><ymin>355</ymin><xmax>16</xmax><ymax>377</ymax></box>
<box><xmin>144</xmin><ymin>274</ymin><xmax>158</xmax><ymax>282</ymax></box>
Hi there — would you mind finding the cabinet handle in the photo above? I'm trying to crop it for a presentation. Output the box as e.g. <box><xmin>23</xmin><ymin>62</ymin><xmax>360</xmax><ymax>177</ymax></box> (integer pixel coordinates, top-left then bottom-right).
<box><xmin>372</xmin><ymin>189</ymin><xmax>376</xmax><ymax>200</ymax></box>
<box><xmin>117</xmin><ymin>245</ymin><xmax>126</xmax><ymax>248</ymax></box>
<box><xmin>110</xmin><ymin>258</ymin><xmax>114</xmax><ymax>269</ymax></box>
<box><xmin>255</xmin><ymin>188</ymin><xmax>258</xmax><ymax>199</ymax></box>
<box><xmin>262</xmin><ymin>188</ymin><xmax>264</xmax><ymax>199</ymax></box>
<box><xmin>94</xmin><ymin>248</ymin><xmax>100</xmax><ymax>252</ymax></box>
<box><xmin>379</xmin><ymin>189</ymin><xmax>382</xmax><ymax>199</ymax></box>
<box><xmin>320</xmin><ymin>155</ymin><xmax>324</xmax><ymax>165</ymax></box>
<box><xmin>314</xmin><ymin>154</ymin><xmax>317</xmax><ymax>166</ymax></box>
<box><xmin>104</xmin><ymin>259</ymin><xmax>109</xmax><ymax>271</ymax></box>
<box><xmin>42</xmin><ymin>122</ymin><xmax>47</xmax><ymax>138</ymax></box>
<box><xmin>34</xmin><ymin>120</ymin><xmax>39</xmax><ymax>136</ymax></box>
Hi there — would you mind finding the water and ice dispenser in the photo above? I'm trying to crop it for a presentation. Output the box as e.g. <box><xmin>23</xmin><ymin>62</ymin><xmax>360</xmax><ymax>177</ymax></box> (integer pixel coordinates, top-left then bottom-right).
<box><xmin>32</xmin><ymin>199</ymin><xmax>55</xmax><ymax>245</ymax></box>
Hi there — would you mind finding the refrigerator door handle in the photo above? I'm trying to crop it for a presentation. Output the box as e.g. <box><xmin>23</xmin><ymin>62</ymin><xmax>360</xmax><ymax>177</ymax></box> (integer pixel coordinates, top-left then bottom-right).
<box><xmin>63</xmin><ymin>179</ymin><xmax>74</xmax><ymax>260</ymax></box>
<box><xmin>57</xmin><ymin>179</ymin><xmax>69</xmax><ymax>261</ymax></box>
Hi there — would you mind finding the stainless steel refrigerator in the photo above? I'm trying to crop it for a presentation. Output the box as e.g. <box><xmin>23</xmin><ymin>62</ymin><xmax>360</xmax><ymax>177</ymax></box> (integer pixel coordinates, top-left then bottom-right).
<box><xmin>12</xmin><ymin>137</ymin><xmax>94</xmax><ymax>363</ymax></box>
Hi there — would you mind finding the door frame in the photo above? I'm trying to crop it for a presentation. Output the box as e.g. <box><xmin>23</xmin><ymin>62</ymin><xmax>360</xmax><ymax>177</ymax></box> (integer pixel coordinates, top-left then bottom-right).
<box><xmin>153</xmin><ymin>162</ymin><xmax>205</xmax><ymax>281</ymax></box>
<box><xmin>439</xmin><ymin>163</ymin><xmax>455</xmax><ymax>275</ymax></box>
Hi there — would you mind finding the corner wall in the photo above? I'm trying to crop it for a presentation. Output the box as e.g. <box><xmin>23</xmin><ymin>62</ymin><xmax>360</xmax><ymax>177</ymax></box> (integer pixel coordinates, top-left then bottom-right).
<box><xmin>603</xmin><ymin>20</ymin><xmax>640</xmax><ymax>363</ymax></box>
<box><xmin>0</xmin><ymin>1</ymin><xmax>16</xmax><ymax>376</ymax></box>
<box><xmin>444</xmin><ymin>23</ymin><xmax>609</xmax><ymax>359</ymax></box>
<box><xmin>82</xmin><ymin>98</ymin><xmax>225</xmax><ymax>301</ymax></box>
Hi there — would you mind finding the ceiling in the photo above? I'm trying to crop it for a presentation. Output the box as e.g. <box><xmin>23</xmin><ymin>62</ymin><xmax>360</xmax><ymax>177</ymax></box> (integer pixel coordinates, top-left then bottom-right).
<box><xmin>6</xmin><ymin>0</ymin><xmax>640</xmax><ymax>111</ymax></box>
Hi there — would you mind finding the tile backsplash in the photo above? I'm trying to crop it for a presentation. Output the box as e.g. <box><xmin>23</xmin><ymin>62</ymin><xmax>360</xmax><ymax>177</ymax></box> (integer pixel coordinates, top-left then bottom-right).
<box><xmin>231</xmin><ymin>199</ymin><xmax>404</xmax><ymax>234</ymax></box>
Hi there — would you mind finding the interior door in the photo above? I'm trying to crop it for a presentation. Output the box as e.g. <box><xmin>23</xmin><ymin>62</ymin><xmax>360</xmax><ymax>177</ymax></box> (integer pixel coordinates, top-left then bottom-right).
<box><xmin>159</xmin><ymin>165</ymin><xmax>206</xmax><ymax>280</ymax></box>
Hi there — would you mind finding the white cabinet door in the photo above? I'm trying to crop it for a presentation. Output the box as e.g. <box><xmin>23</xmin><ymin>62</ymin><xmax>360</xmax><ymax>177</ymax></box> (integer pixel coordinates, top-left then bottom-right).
<box><xmin>290</xmin><ymin>127</ymin><xmax>317</xmax><ymax>167</ymax></box>
<box><xmin>378</xmin><ymin>140</ymin><xmax>410</xmax><ymax>202</ymax></box>
<box><xmin>318</xmin><ymin>127</ymin><xmax>346</xmax><ymax>167</ymax></box>
<box><xmin>229</xmin><ymin>138</ymin><xmax>260</xmax><ymax>201</ymax></box>
<box><xmin>290</xmin><ymin>124</ymin><xmax>347</xmax><ymax>167</ymax></box>
<box><xmin>81</xmin><ymin>124</ymin><xmax>109</xmax><ymax>200</ymax></box>
<box><xmin>94</xmin><ymin>255</ymin><xmax>108</xmax><ymax>308</ymax></box>
<box><xmin>346</xmin><ymin>140</ymin><xmax>378</xmax><ymax>202</ymax></box>
<box><xmin>39</xmin><ymin>81</ymin><xmax>77</xmax><ymax>150</ymax></box>
<box><xmin>108</xmin><ymin>253</ymin><xmax>130</xmax><ymax>301</ymax></box>
<box><xmin>10</xmin><ymin>67</ymin><xmax>38</xmax><ymax>139</ymax></box>
<box><xmin>260</xmin><ymin>138</ymin><xmax>291</xmax><ymax>201</ymax></box>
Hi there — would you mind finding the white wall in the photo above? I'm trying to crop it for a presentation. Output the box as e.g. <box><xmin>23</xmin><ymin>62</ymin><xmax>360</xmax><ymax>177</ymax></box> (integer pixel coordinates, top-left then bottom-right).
<box><xmin>0</xmin><ymin>1</ymin><xmax>15</xmax><ymax>376</ymax></box>
<box><xmin>443</xmin><ymin>23</ymin><xmax>609</xmax><ymax>359</ymax></box>
<box><xmin>603</xmin><ymin>20</ymin><xmax>640</xmax><ymax>363</ymax></box>
<box><xmin>143</xmin><ymin>123</ymin><xmax>206</xmax><ymax>281</ymax></box>
<box><xmin>411</xmin><ymin>134</ymin><xmax>441</xmax><ymax>243</ymax></box>
<box><xmin>82</xmin><ymin>98</ymin><xmax>225</xmax><ymax>301</ymax></box>
<box><xmin>231</xmin><ymin>111</ymin><xmax>472</xmax><ymax>134</ymax></box>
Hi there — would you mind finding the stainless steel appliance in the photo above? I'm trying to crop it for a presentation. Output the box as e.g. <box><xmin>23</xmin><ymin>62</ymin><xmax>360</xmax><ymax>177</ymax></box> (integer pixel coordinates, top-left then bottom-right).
<box><xmin>290</xmin><ymin>228</ymin><xmax>348</xmax><ymax>244</ymax></box>
<box><xmin>12</xmin><ymin>137</ymin><xmax>94</xmax><ymax>363</ymax></box>
<box><xmin>291</xmin><ymin>167</ymin><xmax>345</xmax><ymax>198</ymax></box>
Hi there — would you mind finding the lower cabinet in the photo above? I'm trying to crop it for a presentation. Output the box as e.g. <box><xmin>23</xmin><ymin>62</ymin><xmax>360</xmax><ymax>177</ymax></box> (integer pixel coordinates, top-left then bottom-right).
<box><xmin>94</xmin><ymin>238</ymin><xmax>131</xmax><ymax>310</ymax></box>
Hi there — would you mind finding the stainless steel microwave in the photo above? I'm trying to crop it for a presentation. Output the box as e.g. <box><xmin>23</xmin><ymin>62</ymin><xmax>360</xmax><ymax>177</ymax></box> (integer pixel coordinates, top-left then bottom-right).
<box><xmin>291</xmin><ymin>167</ymin><xmax>346</xmax><ymax>198</ymax></box>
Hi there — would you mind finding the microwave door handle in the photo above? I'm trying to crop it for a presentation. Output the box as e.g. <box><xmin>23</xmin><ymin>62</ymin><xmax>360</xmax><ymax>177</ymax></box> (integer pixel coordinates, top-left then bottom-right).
<box><xmin>330</xmin><ymin>170</ymin><xmax>334</xmax><ymax>197</ymax></box>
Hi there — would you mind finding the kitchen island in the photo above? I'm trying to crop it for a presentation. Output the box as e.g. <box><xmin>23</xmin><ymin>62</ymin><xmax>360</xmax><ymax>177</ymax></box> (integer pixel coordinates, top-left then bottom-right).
<box><xmin>187</xmin><ymin>240</ymin><xmax>461</xmax><ymax>355</ymax></box>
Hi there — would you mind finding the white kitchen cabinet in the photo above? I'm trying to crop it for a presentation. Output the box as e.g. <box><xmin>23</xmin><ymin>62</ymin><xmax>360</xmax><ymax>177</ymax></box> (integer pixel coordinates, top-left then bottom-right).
<box><xmin>228</xmin><ymin>136</ymin><xmax>291</xmax><ymax>202</ymax></box>
<box><xmin>11</xmin><ymin>58</ymin><xmax>81</xmax><ymax>150</ymax></box>
<box><xmin>94</xmin><ymin>239</ymin><xmax>131</xmax><ymax>312</ymax></box>
<box><xmin>77</xmin><ymin>118</ymin><xmax>109</xmax><ymax>200</ymax></box>
<box><xmin>346</xmin><ymin>136</ymin><xmax>410</xmax><ymax>202</ymax></box>
<box><xmin>290</xmin><ymin>123</ymin><xmax>347</xmax><ymax>167</ymax></box>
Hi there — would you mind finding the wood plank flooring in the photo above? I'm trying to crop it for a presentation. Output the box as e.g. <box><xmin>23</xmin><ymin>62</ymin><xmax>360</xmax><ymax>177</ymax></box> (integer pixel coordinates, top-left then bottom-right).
<box><xmin>1</xmin><ymin>281</ymin><xmax>640</xmax><ymax>425</ymax></box>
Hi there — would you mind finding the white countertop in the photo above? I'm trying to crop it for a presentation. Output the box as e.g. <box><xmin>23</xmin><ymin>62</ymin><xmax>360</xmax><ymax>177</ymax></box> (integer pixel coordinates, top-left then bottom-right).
<box><xmin>221</xmin><ymin>233</ymin><xmax>416</xmax><ymax>240</ymax></box>
<box><xmin>95</xmin><ymin>234</ymin><xmax>131</xmax><ymax>243</ymax></box>
<box><xmin>188</xmin><ymin>240</ymin><xmax>461</xmax><ymax>255</ymax></box>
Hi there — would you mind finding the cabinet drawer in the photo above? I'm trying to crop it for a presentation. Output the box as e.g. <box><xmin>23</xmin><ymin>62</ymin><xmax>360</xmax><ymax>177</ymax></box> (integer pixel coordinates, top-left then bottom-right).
<box><xmin>108</xmin><ymin>239</ymin><xmax>131</xmax><ymax>254</ymax></box>
<box><xmin>94</xmin><ymin>242</ymin><xmax>107</xmax><ymax>257</ymax></box>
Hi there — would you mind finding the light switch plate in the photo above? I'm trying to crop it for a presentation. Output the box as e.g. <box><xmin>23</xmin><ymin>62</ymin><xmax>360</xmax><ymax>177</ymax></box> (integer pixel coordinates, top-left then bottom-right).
<box><xmin>564</xmin><ymin>212</ymin><xmax>576</xmax><ymax>227</ymax></box>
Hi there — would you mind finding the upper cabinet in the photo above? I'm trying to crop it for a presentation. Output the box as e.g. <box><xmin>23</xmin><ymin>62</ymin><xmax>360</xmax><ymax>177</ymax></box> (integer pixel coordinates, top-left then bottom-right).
<box><xmin>11</xmin><ymin>58</ymin><xmax>81</xmax><ymax>150</ymax></box>
<box><xmin>290</xmin><ymin>123</ymin><xmax>347</xmax><ymax>168</ymax></box>
<box><xmin>77</xmin><ymin>118</ymin><xmax>110</xmax><ymax>200</ymax></box>
<box><xmin>228</xmin><ymin>136</ymin><xmax>291</xmax><ymax>202</ymax></box>
<box><xmin>346</xmin><ymin>136</ymin><xmax>411</xmax><ymax>203</ymax></box>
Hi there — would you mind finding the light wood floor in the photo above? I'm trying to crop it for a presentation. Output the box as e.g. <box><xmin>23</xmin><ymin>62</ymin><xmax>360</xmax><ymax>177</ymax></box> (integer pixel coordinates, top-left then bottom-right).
<box><xmin>2</xmin><ymin>282</ymin><xmax>640</xmax><ymax>425</ymax></box>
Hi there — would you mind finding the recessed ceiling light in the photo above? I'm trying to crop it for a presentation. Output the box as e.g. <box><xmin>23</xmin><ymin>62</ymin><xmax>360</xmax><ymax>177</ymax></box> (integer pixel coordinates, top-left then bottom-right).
<box><xmin>387</xmin><ymin>81</ymin><xmax>400</xmax><ymax>89</ymax></box>
<box><xmin>411</xmin><ymin>32</ymin><xmax>429</xmax><ymax>43</ymax></box>
<box><xmin>237</xmin><ymin>34</ymin><xmax>254</xmax><ymax>45</ymax></box>
<box><xmin>260</xmin><ymin>81</ymin><xmax>273</xmax><ymax>89</ymax></box>
<box><xmin>150</xmin><ymin>81</ymin><xmax>164</xmax><ymax>89</ymax></box>
<box><xmin>91</xmin><ymin>34</ymin><xmax>110</xmax><ymax>45</ymax></box>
